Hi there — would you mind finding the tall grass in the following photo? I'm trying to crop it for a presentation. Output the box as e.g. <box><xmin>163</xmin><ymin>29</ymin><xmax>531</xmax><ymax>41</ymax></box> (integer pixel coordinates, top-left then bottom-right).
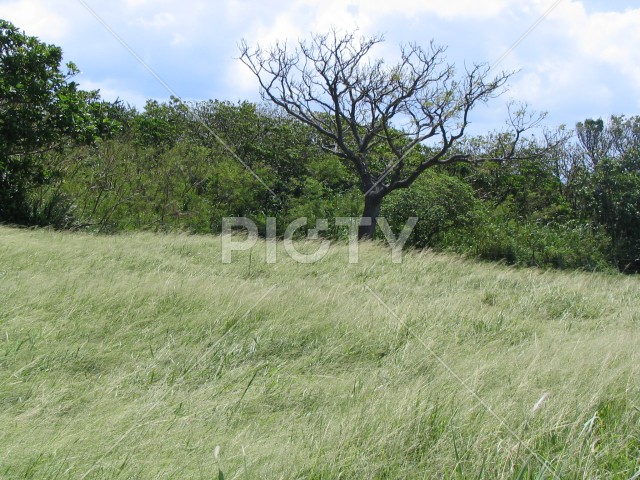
<box><xmin>0</xmin><ymin>226</ymin><xmax>638</xmax><ymax>479</ymax></box>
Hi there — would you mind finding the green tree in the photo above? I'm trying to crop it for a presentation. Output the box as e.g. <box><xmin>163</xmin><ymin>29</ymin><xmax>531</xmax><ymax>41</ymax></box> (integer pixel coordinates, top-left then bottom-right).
<box><xmin>131</xmin><ymin>97</ymin><xmax>189</xmax><ymax>150</ymax></box>
<box><xmin>572</xmin><ymin>116</ymin><xmax>640</xmax><ymax>272</ymax></box>
<box><xmin>0</xmin><ymin>19</ymin><xmax>104</xmax><ymax>223</ymax></box>
<box><xmin>188</xmin><ymin>99</ymin><xmax>359</xmax><ymax>230</ymax></box>
<box><xmin>576</xmin><ymin>118</ymin><xmax>610</xmax><ymax>168</ymax></box>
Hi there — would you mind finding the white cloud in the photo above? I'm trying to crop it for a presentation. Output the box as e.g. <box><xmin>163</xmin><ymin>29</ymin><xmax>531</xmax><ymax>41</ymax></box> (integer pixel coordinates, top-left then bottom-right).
<box><xmin>138</xmin><ymin>12</ymin><xmax>175</xmax><ymax>29</ymax></box>
<box><xmin>123</xmin><ymin>0</ymin><xmax>151</xmax><ymax>7</ymax></box>
<box><xmin>224</xmin><ymin>59</ymin><xmax>261</xmax><ymax>100</ymax></box>
<box><xmin>234</xmin><ymin>0</ymin><xmax>514</xmax><ymax>45</ymax></box>
<box><xmin>572</xmin><ymin>8</ymin><xmax>640</xmax><ymax>84</ymax></box>
<box><xmin>501</xmin><ymin>1</ymin><xmax>640</xmax><ymax>123</ymax></box>
<box><xmin>224</xmin><ymin>0</ymin><xmax>640</xmax><ymax>125</ymax></box>
<box><xmin>78</xmin><ymin>78</ymin><xmax>149</xmax><ymax>108</ymax></box>
<box><xmin>2</xmin><ymin>0</ymin><xmax>640</xmax><ymax>125</ymax></box>
<box><xmin>0</xmin><ymin>0</ymin><xmax>71</xmax><ymax>42</ymax></box>
<box><xmin>352</xmin><ymin>0</ymin><xmax>512</xmax><ymax>20</ymax></box>
<box><xmin>170</xmin><ymin>33</ymin><xmax>185</xmax><ymax>46</ymax></box>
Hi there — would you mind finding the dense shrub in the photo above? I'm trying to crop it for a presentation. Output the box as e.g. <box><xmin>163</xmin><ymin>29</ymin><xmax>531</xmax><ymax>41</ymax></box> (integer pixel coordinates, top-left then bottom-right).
<box><xmin>446</xmin><ymin>209</ymin><xmax>613</xmax><ymax>271</ymax></box>
<box><xmin>381</xmin><ymin>170</ymin><xmax>481</xmax><ymax>248</ymax></box>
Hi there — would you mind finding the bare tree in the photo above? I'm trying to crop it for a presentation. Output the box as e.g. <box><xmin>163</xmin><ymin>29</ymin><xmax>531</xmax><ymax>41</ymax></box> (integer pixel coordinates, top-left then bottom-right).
<box><xmin>240</xmin><ymin>30</ymin><xmax>535</xmax><ymax>239</ymax></box>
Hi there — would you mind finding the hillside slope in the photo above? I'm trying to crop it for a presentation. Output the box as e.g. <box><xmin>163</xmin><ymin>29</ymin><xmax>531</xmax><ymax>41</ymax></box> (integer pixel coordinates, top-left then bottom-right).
<box><xmin>0</xmin><ymin>226</ymin><xmax>638</xmax><ymax>479</ymax></box>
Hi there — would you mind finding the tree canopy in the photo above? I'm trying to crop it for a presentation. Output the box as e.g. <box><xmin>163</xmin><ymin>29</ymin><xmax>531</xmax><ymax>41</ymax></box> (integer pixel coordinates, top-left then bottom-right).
<box><xmin>0</xmin><ymin>19</ymin><xmax>110</xmax><ymax>223</ymax></box>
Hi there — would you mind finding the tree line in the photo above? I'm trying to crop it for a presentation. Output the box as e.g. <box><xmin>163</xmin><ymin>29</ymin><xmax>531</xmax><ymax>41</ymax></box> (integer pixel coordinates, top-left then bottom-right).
<box><xmin>1</xmin><ymin>19</ymin><xmax>638</xmax><ymax>272</ymax></box>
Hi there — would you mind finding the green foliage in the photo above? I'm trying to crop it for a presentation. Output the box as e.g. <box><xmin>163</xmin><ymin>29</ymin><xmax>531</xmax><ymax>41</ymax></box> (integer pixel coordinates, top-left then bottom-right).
<box><xmin>459</xmin><ymin>156</ymin><xmax>568</xmax><ymax>222</ymax></box>
<box><xmin>3</xmin><ymin>18</ymin><xmax>637</xmax><ymax>274</ymax></box>
<box><xmin>381</xmin><ymin>170</ymin><xmax>480</xmax><ymax>248</ymax></box>
<box><xmin>0</xmin><ymin>19</ymin><xmax>115</xmax><ymax>224</ymax></box>
<box><xmin>456</xmin><ymin>212</ymin><xmax>612</xmax><ymax>271</ymax></box>
<box><xmin>52</xmin><ymin>140</ymin><xmax>214</xmax><ymax>232</ymax></box>
<box><xmin>588</xmin><ymin>156</ymin><xmax>640</xmax><ymax>272</ymax></box>
<box><xmin>132</xmin><ymin>97</ymin><xmax>189</xmax><ymax>150</ymax></box>
<box><xmin>576</xmin><ymin>118</ymin><xmax>608</xmax><ymax>167</ymax></box>
<box><xmin>39</xmin><ymin>99</ymin><xmax>363</xmax><ymax>237</ymax></box>
<box><xmin>574</xmin><ymin>116</ymin><xmax>640</xmax><ymax>272</ymax></box>
<box><xmin>32</xmin><ymin>107</ymin><xmax>635</xmax><ymax>274</ymax></box>
<box><xmin>442</xmin><ymin>122</ymin><xmax>638</xmax><ymax>273</ymax></box>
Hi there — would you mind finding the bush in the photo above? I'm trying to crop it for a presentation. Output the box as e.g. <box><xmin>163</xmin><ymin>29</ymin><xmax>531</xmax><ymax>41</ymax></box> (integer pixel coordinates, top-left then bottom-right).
<box><xmin>381</xmin><ymin>170</ymin><xmax>481</xmax><ymax>248</ymax></box>
<box><xmin>449</xmin><ymin>209</ymin><xmax>613</xmax><ymax>271</ymax></box>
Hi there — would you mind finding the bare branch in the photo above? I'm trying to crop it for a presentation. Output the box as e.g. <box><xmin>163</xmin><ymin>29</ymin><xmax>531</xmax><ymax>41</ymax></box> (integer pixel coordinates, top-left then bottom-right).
<box><xmin>238</xmin><ymin>29</ymin><xmax>529</xmax><ymax>238</ymax></box>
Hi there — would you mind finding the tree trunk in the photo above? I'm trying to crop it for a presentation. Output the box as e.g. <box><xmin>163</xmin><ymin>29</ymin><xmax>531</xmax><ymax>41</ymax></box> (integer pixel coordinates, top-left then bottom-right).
<box><xmin>358</xmin><ymin>194</ymin><xmax>382</xmax><ymax>240</ymax></box>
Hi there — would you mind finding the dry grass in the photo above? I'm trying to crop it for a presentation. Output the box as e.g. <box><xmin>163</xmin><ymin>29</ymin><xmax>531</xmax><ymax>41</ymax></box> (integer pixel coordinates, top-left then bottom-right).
<box><xmin>0</xmin><ymin>226</ymin><xmax>638</xmax><ymax>479</ymax></box>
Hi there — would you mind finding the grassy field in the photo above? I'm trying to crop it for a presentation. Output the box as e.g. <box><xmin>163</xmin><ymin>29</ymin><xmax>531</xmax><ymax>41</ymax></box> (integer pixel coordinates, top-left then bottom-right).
<box><xmin>0</xmin><ymin>225</ymin><xmax>638</xmax><ymax>479</ymax></box>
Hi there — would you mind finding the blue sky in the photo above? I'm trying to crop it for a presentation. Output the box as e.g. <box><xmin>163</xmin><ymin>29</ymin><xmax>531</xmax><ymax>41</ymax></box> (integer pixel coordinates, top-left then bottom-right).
<box><xmin>1</xmin><ymin>0</ymin><xmax>639</xmax><ymax>135</ymax></box>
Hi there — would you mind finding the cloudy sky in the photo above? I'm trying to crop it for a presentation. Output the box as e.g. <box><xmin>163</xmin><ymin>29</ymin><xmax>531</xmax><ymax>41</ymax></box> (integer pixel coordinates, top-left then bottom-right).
<box><xmin>1</xmin><ymin>0</ymin><xmax>639</xmax><ymax>134</ymax></box>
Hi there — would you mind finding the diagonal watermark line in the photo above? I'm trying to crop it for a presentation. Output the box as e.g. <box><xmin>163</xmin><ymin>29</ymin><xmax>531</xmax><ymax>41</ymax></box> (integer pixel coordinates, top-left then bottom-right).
<box><xmin>364</xmin><ymin>285</ymin><xmax>560</xmax><ymax>479</ymax></box>
<box><xmin>79</xmin><ymin>284</ymin><xmax>278</xmax><ymax>479</ymax></box>
<box><xmin>76</xmin><ymin>0</ymin><xmax>280</xmax><ymax>202</ymax></box>
<box><xmin>363</xmin><ymin>157</ymin><xmax>408</xmax><ymax>199</ymax></box>
<box><xmin>491</xmin><ymin>0</ymin><xmax>564</xmax><ymax>71</ymax></box>
<box><xmin>76</xmin><ymin>0</ymin><xmax>174</xmax><ymax>97</ymax></box>
<box><xmin>363</xmin><ymin>0</ymin><xmax>564</xmax><ymax>199</ymax></box>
